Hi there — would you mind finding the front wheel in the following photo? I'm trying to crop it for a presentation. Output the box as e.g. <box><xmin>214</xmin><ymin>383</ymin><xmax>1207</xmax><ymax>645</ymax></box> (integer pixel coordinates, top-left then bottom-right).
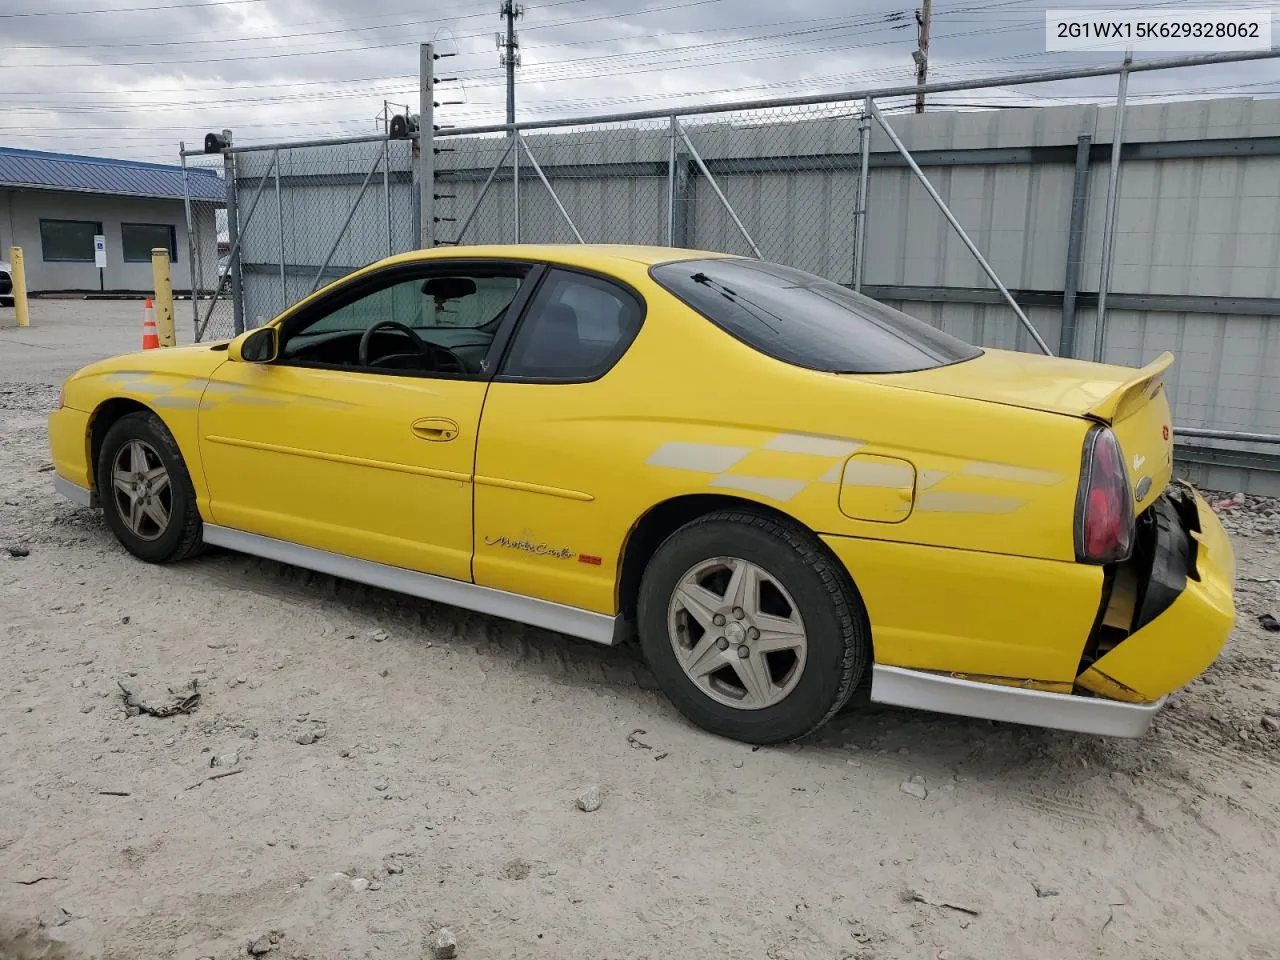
<box><xmin>637</xmin><ymin>510</ymin><xmax>871</xmax><ymax>744</ymax></box>
<box><xmin>96</xmin><ymin>411</ymin><xmax>203</xmax><ymax>563</ymax></box>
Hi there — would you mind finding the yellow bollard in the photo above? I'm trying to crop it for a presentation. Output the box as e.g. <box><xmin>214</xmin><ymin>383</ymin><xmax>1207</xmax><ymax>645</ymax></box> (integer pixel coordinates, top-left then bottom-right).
<box><xmin>10</xmin><ymin>246</ymin><xmax>30</xmax><ymax>328</ymax></box>
<box><xmin>150</xmin><ymin>247</ymin><xmax>175</xmax><ymax>347</ymax></box>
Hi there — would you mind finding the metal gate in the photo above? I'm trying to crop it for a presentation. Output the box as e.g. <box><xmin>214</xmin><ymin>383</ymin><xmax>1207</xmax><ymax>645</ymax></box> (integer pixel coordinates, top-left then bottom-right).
<box><xmin>181</xmin><ymin>133</ymin><xmax>417</xmax><ymax>342</ymax></box>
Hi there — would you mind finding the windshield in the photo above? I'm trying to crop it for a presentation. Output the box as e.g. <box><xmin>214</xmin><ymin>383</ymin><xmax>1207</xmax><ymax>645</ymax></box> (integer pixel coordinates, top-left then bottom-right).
<box><xmin>651</xmin><ymin>258</ymin><xmax>982</xmax><ymax>374</ymax></box>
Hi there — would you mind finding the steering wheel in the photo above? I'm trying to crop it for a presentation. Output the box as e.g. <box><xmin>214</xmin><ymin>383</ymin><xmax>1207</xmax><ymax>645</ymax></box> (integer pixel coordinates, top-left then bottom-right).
<box><xmin>357</xmin><ymin>321</ymin><xmax>465</xmax><ymax>374</ymax></box>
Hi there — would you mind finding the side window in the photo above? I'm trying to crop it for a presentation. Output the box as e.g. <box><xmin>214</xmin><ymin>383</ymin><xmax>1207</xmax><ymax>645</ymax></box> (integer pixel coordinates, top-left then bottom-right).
<box><xmin>500</xmin><ymin>270</ymin><xmax>643</xmax><ymax>382</ymax></box>
<box><xmin>278</xmin><ymin>265</ymin><xmax>529</xmax><ymax>377</ymax></box>
<box><xmin>299</xmin><ymin>277</ymin><xmax>428</xmax><ymax>338</ymax></box>
<box><xmin>431</xmin><ymin>275</ymin><xmax>523</xmax><ymax>328</ymax></box>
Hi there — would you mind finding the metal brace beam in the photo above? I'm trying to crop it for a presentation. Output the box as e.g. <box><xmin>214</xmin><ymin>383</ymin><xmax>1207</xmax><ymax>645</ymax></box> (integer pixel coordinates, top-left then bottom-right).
<box><xmin>518</xmin><ymin>133</ymin><xmax>585</xmax><ymax>243</ymax></box>
<box><xmin>310</xmin><ymin>148</ymin><xmax>385</xmax><ymax>293</ymax></box>
<box><xmin>867</xmin><ymin>99</ymin><xmax>1052</xmax><ymax>356</ymax></box>
<box><xmin>197</xmin><ymin>148</ymin><xmax>278</xmax><ymax>342</ymax></box>
<box><xmin>454</xmin><ymin>139</ymin><xmax>515</xmax><ymax>244</ymax></box>
<box><xmin>673</xmin><ymin>118</ymin><xmax>763</xmax><ymax>259</ymax></box>
<box><xmin>1176</xmin><ymin>427</ymin><xmax>1280</xmax><ymax>445</ymax></box>
<box><xmin>1094</xmin><ymin>50</ymin><xmax>1132</xmax><ymax>362</ymax></box>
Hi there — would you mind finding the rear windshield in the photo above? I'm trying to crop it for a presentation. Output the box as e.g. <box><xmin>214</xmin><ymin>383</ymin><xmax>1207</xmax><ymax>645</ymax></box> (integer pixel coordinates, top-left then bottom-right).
<box><xmin>651</xmin><ymin>258</ymin><xmax>982</xmax><ymax>374</ymax></box>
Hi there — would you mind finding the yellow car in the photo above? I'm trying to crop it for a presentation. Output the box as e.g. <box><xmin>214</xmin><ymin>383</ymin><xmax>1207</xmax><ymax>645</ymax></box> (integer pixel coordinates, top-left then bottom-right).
<box><xmin>48</xmin><ymin>244</ymin><xmax>1234</xmax><ymax>744</ymax></box>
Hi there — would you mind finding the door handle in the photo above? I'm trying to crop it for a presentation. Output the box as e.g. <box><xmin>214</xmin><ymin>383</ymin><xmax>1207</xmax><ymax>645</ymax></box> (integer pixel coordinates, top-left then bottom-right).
<box><xmin>411</xmin><ymin>417</ymin><xmax>459</xmax><ymax>442</ymax></box>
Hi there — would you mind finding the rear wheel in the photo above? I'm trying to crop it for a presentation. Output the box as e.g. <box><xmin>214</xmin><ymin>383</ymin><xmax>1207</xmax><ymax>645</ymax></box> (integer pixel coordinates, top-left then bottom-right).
<box><xmin>637</xmin><ymin>510</ymin><xmax>871</xmax><ymax>744</ymax></box>
<box><xmin>96</xmin><ymin>411</ymin><xmax>203</xmax><ymax>563</ymax></box>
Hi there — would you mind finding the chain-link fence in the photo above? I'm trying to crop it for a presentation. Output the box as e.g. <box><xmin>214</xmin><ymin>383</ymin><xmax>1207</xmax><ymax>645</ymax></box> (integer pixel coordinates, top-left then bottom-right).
<box><xmin>182</xmin><ymin>134</ymin><xmax>417</xmax><ymax>343</ymax></box>
<box><xmin>183</xmin><ymin>47</ymin><xmax>1280</xmax><ymax>486</ymax></box>
<box><xmin>179</xmin><ymin>148</ymin><xmax>231</xmax><ymax>343</ymax></box>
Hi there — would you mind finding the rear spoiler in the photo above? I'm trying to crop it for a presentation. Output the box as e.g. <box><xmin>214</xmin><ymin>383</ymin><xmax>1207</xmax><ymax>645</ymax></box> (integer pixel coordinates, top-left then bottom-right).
<box><xmin>1084</xmin><ymin>351</ymin><xmax>1174</xmax><ymax>424</ymax></box>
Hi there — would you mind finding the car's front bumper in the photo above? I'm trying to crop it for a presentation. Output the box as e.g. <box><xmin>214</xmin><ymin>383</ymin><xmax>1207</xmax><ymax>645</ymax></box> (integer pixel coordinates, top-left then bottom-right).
<box><xmin>49</xmin><ymin>406</ymin><xmax>95</xmax><ymax>505</ymax></box>
<box><xmin>54</xmin><ymin>473</ymin><xmax>95</xmax><ymax>507</ymax></box>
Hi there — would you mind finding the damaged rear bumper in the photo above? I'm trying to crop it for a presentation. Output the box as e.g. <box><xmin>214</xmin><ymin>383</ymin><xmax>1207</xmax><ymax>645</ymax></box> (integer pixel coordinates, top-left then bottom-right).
<box><xmin>868</xmin><ymin>483</ymin><xmax>1233</xmax><ymax>738</ymax></box>
<box><xmin>1076</xmin><ymin>482</ymin><xmax>1235</xmax><ymax>703</ymax></box>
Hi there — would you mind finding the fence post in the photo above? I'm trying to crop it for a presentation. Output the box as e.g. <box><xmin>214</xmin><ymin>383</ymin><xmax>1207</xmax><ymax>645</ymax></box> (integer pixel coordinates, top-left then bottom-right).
<box><xmin>9</xmin><ymin>246</ymin><xmax>29</xmax><ymax>328</ymax></box>
<box><xmin>178</xmin><ymin>142</ymin><xmax>201</xmax><ymax>338</ymax></box>
<box><xmin>513</xmin><ymin>125</ymin><xmax>521</xmax><ymax>242</ymax></box>
<box><xmin>853</xmin><ymin>100</ymin><xmax>872</xmax><ymax>291</ymax></box>
<box><xmin>419</xmin><ymin>42</ymin><xmax>435</xmax><ymax>249</ymax></box>
<box><xmin>223</xmin><ymin>144</ymin><xmax>245</xmax><ymax>336</ymax></box>
<box><xmin>672</xmin><ymin>145</ymin><xmax>692</xmax><ymax>249</ymax></box>
<box><xmin>151</xmin><ymin>248</ymin><xmax>176</xmax><ymax>347</ymax></box>
<box><xmin>666</xmin><ymin>116</ymin><xmax>677</xmax><ymax>245</ymax></box>
<box><xmin>276</xmin><ymin>155</ymin><xmax>287</xmax><ymax>312</ymax></box>
<box><xmin>1060</xmin><ymin>133</ymin><xmax>1093</xmax><ymax>357</ymax></box>
<box><xmin>383</xmin><ymin>136</ymin><xmax>393</xmax><ymax>257</ymax></box>
<box><xmin>1093</xmin><ymin>49</ymin><xmax>1131</xmax><ymax>363</ymax></box>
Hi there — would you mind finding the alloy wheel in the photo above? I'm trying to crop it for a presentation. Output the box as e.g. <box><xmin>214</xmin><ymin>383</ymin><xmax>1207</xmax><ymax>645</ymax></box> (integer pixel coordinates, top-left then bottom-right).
<box><xmin>666</xmin><ymin>556</ymin><xmax>808</xmax><ymax>710</ymax></box>
<box><xmin>110</xmin><ymin>439</ymin><xmax>172</xmax><ymax>542</ymax></box>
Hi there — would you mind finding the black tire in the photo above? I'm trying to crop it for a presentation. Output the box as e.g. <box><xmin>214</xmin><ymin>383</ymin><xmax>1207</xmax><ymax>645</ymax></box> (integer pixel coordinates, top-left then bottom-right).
<box><xmin>96</xmin><ymin>411</ymin><xmax>203</xmax><ymax>563</ymax></box>
<box><xmin>637</xmin><ymin>510</ymin><xmax>871</xmax><ymax>744</ymax></box>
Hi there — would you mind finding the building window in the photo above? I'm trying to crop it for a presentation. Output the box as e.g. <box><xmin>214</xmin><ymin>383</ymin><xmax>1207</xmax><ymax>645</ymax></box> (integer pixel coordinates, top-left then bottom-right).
<box><xmin>40</xmin><ymin>219</ymin><xmax>101</xmax><ymax>262</ymax></box>
<box><xmin>121</xmin><ymin>223</ymin><xmax>178</xmax><ymax>263</ymax></box>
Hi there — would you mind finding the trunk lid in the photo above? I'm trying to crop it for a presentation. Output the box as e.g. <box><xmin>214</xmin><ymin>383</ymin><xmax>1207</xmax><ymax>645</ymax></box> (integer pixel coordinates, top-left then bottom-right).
<box><xmin>863</xmin><ymin>348</ymin><xmax>1175</xmax><ymax>514</ymax></box>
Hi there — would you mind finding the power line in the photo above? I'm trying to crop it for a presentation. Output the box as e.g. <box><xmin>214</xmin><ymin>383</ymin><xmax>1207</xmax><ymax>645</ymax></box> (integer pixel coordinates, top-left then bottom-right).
<box><xmin>7</xmin><ymin>0</ymin><xmax>733</xmax><ymax>68</ymax></box>
<box><xmin>1</xmin><ymin>0</ymin><xmax>271</xmax><ymax>17</ymax></box>
<box><xmin>0</xmin><ymin>0</ymin><xmax>583</xmax><ymax>18</ymax></box>
<box><xmin>3</xmin><ymin>0</ymin><xmax>595</xmax><ymax>50</ymax></box>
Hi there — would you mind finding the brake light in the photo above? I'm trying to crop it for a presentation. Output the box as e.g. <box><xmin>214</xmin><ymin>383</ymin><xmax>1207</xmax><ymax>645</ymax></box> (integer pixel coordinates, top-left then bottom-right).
<box><xmin>1075</xmin><ymin>425</ymin><xmax>1134</xmax><ymax>564</ymax></box>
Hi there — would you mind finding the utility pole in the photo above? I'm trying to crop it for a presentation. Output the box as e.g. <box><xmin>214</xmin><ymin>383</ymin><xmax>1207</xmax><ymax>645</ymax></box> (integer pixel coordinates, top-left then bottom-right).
<box><xmin>914</xmin><ymin>0</ymin><xmax>932</xmax><ymax>114</ymax></box>
<box><xmin>498</xmin><ymin>1</ymin><xmax>522</xmax><ymax>133</ymax></box>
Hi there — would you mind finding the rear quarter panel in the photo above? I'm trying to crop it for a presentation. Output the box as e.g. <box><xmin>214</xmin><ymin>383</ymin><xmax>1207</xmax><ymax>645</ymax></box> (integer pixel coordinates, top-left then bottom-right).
<box><xmin>604</xmin><ymin>267</ymin><xmax>1092</xmax><ymax>562</ymax></box>
<box><xmin>475</xmin><ymin>260</ymin><xmax>1094</xmax><ymax>625</ymax></box>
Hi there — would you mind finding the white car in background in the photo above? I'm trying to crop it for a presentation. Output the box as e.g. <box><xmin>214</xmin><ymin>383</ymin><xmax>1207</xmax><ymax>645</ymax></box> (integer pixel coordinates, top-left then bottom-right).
<box><xmin>0</xmin><ymin>259</ymin><xmax>12</xmax><ymax>307</ymax></box>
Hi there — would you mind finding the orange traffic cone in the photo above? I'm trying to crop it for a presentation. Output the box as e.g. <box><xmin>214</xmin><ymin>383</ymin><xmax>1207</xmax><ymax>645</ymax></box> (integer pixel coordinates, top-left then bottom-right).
<box><xmin>141</xmin><ymin>299</ymin><xmax>160</xmax><ymax>350</ymax></box>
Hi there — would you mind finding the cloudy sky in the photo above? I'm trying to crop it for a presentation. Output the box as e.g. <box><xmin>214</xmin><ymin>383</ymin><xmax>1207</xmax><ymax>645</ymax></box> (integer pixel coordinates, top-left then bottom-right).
<box><xmin>3</xmin><ymin>0</ymin><xmax>1277</xmax><ymax>163</ymax></box>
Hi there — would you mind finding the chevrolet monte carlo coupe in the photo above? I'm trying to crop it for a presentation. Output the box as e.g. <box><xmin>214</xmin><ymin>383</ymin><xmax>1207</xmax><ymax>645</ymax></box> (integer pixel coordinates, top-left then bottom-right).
<box><xmin>49</xmin><ymin>244</ymin><xmax>1234</xmax><ymax>744</ymax></box>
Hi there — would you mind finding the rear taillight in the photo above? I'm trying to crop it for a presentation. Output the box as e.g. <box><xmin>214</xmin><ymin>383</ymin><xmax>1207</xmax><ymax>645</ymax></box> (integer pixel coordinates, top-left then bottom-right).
<box><xmin>1075</xmin><ymin>425</ymin><xmax>1134</xmax><ymax>564</ymax></box>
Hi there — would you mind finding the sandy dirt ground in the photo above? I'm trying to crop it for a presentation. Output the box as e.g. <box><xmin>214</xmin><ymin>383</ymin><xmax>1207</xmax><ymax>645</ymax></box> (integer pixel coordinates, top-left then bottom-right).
<box><xmin>2</xmin><ymin>300</ymin><xmax>1279</xmax><ymax>960</ymax></box>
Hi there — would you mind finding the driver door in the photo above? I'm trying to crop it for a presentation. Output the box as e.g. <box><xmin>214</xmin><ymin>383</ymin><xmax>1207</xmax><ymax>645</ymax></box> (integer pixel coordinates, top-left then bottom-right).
<box><xmin>198</xmin><ymin>260</ymin><xmax>535</xmax><ymax>582</ymax></box>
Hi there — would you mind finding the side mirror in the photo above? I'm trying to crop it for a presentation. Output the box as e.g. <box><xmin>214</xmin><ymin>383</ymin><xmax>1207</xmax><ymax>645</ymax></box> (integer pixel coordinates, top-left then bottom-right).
<box><xmin>228</xmin><ymin>326</ymin><xmax>278</xmax><ymax>363</ymax></box>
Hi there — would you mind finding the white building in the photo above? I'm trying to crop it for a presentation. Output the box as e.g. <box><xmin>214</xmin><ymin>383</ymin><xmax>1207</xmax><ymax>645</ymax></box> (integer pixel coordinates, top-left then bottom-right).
<box><xmin>0</xmin><ymin>146</ymin><xmax>223</xmax><ymax>293</ymax></box>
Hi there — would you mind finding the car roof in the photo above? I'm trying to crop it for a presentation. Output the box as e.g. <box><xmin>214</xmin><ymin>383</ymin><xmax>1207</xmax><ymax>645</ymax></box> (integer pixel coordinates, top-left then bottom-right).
<box><xmin>388</xmin><ymin>243</ymin><xmax>741</xmax><ymax>270</ymax></box>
